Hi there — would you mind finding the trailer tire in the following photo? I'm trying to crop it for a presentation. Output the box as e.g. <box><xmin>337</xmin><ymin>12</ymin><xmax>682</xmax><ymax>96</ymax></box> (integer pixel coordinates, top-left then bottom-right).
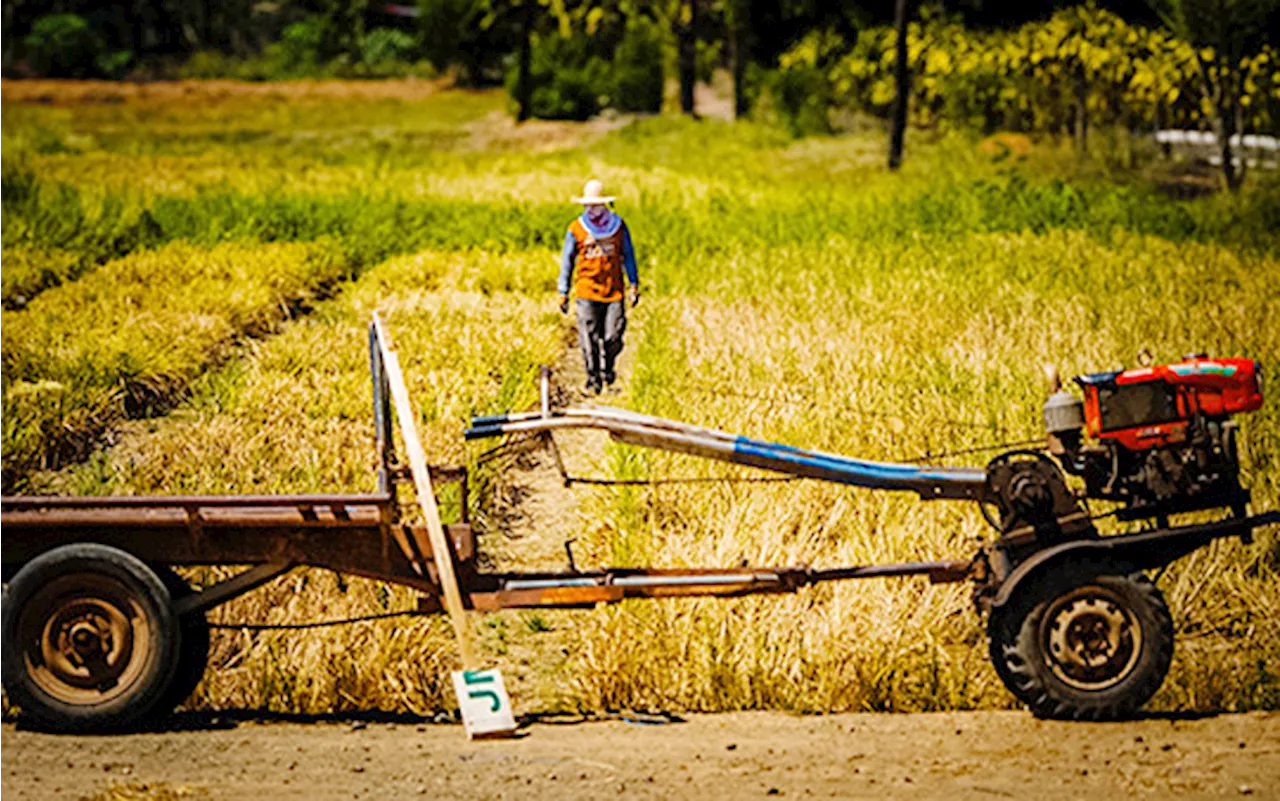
<box><xmin>1</xmin><ymin>544</ymin><xmax>180</xmax><ymax>732</ymax></box>
<box><xmin>997</xmin><ymin>567</ymin><xmax>1173</xmax><ymax>720</ymax></box>
<box><xmin>151</xmin><ymin>566</ymin><xmax>211</xmax><ymax>718</ymax></box>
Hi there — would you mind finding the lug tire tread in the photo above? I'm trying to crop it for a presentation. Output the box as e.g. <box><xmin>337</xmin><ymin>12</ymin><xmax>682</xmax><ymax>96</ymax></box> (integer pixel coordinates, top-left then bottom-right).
<box><xmin>997</xmin><ymin>564</ymin><xmax>1173</xmax><ymax>721</ymax></box>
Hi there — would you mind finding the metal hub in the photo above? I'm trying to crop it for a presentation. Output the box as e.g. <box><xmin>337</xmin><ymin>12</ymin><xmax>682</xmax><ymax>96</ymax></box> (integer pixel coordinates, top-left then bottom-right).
<box><xmin>19</xmin><ymin>574</ymin><xmax>152</xmax><ymax>706</ymax></box>
<box><xmin>1041</xmin><ymin>585</ymin><xmax>1142</xmax><ymax>692</ymax></box>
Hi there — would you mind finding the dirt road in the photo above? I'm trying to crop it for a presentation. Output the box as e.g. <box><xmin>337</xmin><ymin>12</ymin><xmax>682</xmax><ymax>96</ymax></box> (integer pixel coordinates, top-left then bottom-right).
<box><xmin>4</xmin><ymin>710</ymin><xmax>1278</xmax><ymax>800</ymax></box>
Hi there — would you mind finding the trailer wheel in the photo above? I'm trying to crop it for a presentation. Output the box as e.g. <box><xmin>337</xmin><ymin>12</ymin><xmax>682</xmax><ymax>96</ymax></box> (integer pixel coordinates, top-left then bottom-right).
<box><xmin>1</xmin><ymin>544</ymin><xmax>180</xmax><ymax>732</ymax></box>
<box><xmin>152</xmin><ymin>566</ymin><xmax>211</xmax><ymax>718</ymax></box>
<box><xmin>996</xmin><ymin>567</ymin><xmax>1173</xmax><ymax>720</ymax></box>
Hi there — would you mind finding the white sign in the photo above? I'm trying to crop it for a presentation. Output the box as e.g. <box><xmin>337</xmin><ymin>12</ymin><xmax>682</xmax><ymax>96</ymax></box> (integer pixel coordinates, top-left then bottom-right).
<box><xmin>452</xmin><ymin>668</ymin><xmax>517</xmax><ymax>739</ymax></box>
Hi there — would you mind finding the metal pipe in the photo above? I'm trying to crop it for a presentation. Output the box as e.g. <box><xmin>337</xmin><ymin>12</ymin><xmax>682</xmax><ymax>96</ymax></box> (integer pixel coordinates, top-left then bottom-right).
<box><xmin>467</xmin><ymin>406</ymin><xmax>744</xmax><ymax>443</ymax></box>
<box><xmin>469</xmin><ymin>559</ymin><xmax>977</xmax><ymax>610</ymax></box>
<box><xmin>465</xmin><ymin>408</ymin><xmax>988</xmax><ymax>501</ymax></box>
<box><xmin>540</xmin><ymin>367</ymin><xmax>551</xmax><ymax>418</ymax></box>
<box><xmin>370</xmin><ymin>323</ymin><xmax>390</xmax><ymax>495</ymax></box>
<box><xmin>807</xmin><ymin>560</ymin><xmax>972</xmax><ymax>582</ymax></box>
<box><xmin>1</xmin><ymin>493</ymin><xmax>392</xmax><ymax>509</ymax></box>
<box><xmin>503</xmin><ymin>577</ymin><xmax>602</xmax><ymax>590</ymax></box>
<box><xmin>611</xmin><ymin>572</ymin><xmax>773</xmax><ymax>587</ymax></box>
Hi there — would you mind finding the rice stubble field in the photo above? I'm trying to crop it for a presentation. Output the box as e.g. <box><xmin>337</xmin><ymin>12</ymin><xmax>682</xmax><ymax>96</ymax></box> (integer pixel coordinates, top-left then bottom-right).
<box><xmin>2</xmin><ymin>78</ymin><xmax>1279</xmax><ymax>762</ymax></box>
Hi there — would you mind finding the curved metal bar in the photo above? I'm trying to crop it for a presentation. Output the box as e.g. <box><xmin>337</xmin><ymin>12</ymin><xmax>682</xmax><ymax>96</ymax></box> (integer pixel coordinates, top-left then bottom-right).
<box><xmin>466</xmin><ymin>406</ymin><xmax>989</xmax><ymax>501</ymax></box>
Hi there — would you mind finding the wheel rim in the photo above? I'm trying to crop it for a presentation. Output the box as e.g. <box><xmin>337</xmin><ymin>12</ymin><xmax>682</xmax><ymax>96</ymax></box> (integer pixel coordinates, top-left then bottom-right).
<box><xmin>18</xmin><ymin>573</ymin><xmax>154</xmax><ymax>707</ymax></box>
<box><xmin>1040</xmin><ymin>584</ymin><xmax>1142</xmax><ymax>692</ymax></box>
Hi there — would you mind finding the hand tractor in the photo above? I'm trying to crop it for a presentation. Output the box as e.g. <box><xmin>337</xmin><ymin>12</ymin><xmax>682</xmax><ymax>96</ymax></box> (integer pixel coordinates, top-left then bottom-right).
<box><xmin>3</xmin><ymin>317</ymin><xmax>1276</xmax><ymax>732</ymax></box>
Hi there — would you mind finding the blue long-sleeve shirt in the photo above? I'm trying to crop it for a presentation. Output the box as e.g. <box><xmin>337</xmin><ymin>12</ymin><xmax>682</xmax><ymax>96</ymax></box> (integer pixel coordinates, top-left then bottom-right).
<box><xmin>558</xmin><ymin>215</ymin><xmax>639</xmax><ymax>297</ymax></box>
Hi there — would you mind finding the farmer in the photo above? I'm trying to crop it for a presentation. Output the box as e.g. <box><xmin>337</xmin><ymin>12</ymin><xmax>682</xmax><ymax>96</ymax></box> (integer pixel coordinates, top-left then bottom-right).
<box><xmin>558</xmin><ymin>179</ymin><xmax>640</xmax><ymax>394</ymax></box>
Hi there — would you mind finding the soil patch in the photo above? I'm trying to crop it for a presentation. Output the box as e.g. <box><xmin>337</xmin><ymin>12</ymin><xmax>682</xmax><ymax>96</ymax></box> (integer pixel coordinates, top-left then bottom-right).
<box><xmin>4</xmin><ymin>710</ymin><xmax>1276</xmax><ymax>800</ymax></box>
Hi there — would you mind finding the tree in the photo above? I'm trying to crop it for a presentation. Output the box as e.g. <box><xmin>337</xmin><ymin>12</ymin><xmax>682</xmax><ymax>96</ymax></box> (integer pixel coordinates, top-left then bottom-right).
<box><xmin>723</xmin><ymin>0</ymin><xmax>751</xmax><ymax>118</ymax></box>
<box><xmin>887</xmin><ymin>0</ymin><xmax>910</xmax><ymax>169</ymax></box>
<box><xmin>676</xmin><ymin>0</ymin><xmax>698</xmax><ymax>116</ymax></box>
<box><xmin>1148</xmin><ymin>0</ymin><xmax>1279</xmax><ymax>191</ymax></box>
<box><xmin>417</xmin><ymin>0</ymin><xmax>522</xmax><ymax>86</ymax></box>
<box><xmin>515</xmin><ymin>0</ymin><xmax>536</xmax><ymax>121</ymax></box>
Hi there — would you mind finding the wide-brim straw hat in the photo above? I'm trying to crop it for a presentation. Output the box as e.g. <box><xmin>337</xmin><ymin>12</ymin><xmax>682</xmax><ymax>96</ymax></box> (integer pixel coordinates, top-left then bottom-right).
<box><xmin>572</xmin><ymin>179</ymin><xmax>615</xmax><ymax>205</ymax></box>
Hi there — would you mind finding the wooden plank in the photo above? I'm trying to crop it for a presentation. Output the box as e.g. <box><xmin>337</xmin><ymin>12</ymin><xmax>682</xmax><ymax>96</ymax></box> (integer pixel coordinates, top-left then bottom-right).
<box><xmin>372</xmin><ymin>312</ymin><xmax>479</xmax><ymax>670</ymax></box>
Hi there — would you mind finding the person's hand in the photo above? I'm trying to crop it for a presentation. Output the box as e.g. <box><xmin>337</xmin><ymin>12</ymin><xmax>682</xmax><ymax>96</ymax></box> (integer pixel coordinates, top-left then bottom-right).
<box><xmin>628</xmin><ymin>285</ymin><xmax>641</xmax><ymax>308</ymax></box>
<box><xmin>558</xmin><ymin>294</ymin><xmax>569</xmax><ymax>314</ymax></box>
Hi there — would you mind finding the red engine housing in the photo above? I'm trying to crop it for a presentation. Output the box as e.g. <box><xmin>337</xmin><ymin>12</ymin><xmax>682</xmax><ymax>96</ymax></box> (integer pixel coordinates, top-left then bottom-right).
<box><xmin>1076</xmin><ymin>357</ymin><xmax>1263</xmax><ymax>450</ymax></box>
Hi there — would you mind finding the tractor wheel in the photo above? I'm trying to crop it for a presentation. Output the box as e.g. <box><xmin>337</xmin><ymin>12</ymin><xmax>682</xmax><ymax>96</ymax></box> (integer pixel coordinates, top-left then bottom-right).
<box><xmin>986</xmin><ymin>605</ymin><xmax>1034</xmax><ymax>707</ymax></box>
<box><xmin>1</xmin><ymin>544</ymin><xmax>180</xmax><ymax>732</ymax></box>
<box><xmin>151</xmin><ymin>565</ymin><xmax>211</xmax><ymax>719</ymax></box>
<box><xmin>995</xmin><ymin>567</ymin><xmax>1174</xmax><ymax>720</ymax></box>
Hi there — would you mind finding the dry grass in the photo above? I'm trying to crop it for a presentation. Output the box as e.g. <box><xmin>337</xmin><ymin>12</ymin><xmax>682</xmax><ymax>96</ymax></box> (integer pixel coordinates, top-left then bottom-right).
<box><xmin>1</xmin><ymin>246</ymin><xmax>82</xmax><ymax>305</ymax></box>
<box><xmin>3</xmin><ymin>240</ymin><xmax>346</xmax><ymax>490</ymax></box>
<box><xmin>44</xmin><ymin>248</ymin><xmax>563</xmax><ymax>714</ymax></box>
<box><xmin>0</xmin><ymin>77</ymin><xmax>449</xmax><ymax>106</ymax></box>
<box><xmin>6</xmin><ymin>81</ymin><xmax>1279</xmax><ymax>718</ymax></box>
<box><xmin>553</xmin><ymin>231</ymin><xmax>1280</xmax><ymax>714</ymax></box>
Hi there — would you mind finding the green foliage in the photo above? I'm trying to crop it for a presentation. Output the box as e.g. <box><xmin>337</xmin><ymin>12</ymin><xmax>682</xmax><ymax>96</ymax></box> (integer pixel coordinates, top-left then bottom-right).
<box><xmin>414</xmin><ymin>0</ymin><xmax>511</xmax><ymax>84</ymax></box>
<box><xmin>22</xmin><ymin>13</ymin><xmax>131</xmax><ymax>79</ymax></box>
<box><xmin>22</xmin><ymin>13</ymin><xmax>97</xmax><ymax>77</ymax></box>
<box><xmin>361</xmin><ymin>28</ymin><xmax>417</xmax><ymax>66</ymax></box>
<box><xmin>503</xmin><ymin>5</ymin><xmax>671</xmax><ymax>119</ymax></box>
<box><xmin>509</xmin><ymin>34</ymin><xmax>609</xmax><ymax>121</ymax></box>
<box><xmin>779</xmin><ymin>6</ymin><xmax>1280</xmax><ymax>135</ymax></box>
<box><xmin>178</xmin><ymin>25</ymin><xmax>326</xmax><ymax>81</ymax></box>
<box><xmin>767</xmin><ymin>62</ymin><xmax>833</xmax><ymax>137</ymax></box>
<box><xmin>278</xmin><ymin>17</ymin><xmax>327</xmax><ymax>70</ymax></box>
<box><xmin>177</xmin><ymin>50</ymin><xmax>241</xmax><ymax>79</ymax></box>
<box><xmin>1</xmin><ymin>166</ymin><xmax>162</xmax><ymax>303</ymax></box>
<box><xmin>612</xmin><ymin>18</ymin><xmax>665</xmax><ymax>114</ymax></box>
<box><xmin>178</xmin><ymin>19</ymin><xmax>431</xmax><ymax>80</ymax></box>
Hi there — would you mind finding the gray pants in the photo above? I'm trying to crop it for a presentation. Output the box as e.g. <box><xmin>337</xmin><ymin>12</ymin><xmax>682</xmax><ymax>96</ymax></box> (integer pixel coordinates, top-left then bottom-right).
<box><xmin>576</xmin><ymin>299</ymin><xmax>626</xmax><ymax>382</ymax></box>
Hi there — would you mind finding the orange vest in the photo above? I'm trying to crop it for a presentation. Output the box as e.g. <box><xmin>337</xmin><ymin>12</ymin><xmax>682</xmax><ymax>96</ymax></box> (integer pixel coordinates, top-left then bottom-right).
<box><xmin>569</xmin><ymin>218</ymin><xmax>625</xmax><ymax>303</ymax></box>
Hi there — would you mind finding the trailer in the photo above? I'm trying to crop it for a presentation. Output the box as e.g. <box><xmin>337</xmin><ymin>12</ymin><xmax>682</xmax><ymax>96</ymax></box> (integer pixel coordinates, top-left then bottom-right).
<box><xmin>2</xmin><ymin>315</ymin><xmax>1277</xmax><ymax>731</ymax></box>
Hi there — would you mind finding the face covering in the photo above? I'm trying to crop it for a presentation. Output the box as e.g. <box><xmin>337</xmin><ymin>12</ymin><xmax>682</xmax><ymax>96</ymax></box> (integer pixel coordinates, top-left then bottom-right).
<box><xmin>586</xmin><ymin>204</ymin><xmax>611</xmax><ymax>225</ymax></box>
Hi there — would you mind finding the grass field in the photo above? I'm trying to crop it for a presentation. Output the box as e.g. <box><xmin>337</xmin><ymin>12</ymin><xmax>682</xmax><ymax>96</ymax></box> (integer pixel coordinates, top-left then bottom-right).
<box><xmin>2</xmin><ymin>78</ymin><xmax>1279</xmax><ymax>716</ymax></box>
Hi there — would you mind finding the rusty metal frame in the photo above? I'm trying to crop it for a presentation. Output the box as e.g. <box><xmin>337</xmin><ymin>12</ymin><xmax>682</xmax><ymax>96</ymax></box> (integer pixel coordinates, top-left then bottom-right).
<box><xmin>463</xmin><ymin>559</ymin><xmax>977</xmax><ymax>611</ymax></box>
<box><xmin>173</xmin><ymin>562</ymin><xmax>295</xmax><ymax>616</ymax></box>
<box><xmin>5</xmin><ymin>314</ymin><xmax>1276</xmax><ymax>625</ymax></box>
<box><xmin>0</xmin><ymin>316</ymin><xmax>975</xmax><ymax>619</ymax></box>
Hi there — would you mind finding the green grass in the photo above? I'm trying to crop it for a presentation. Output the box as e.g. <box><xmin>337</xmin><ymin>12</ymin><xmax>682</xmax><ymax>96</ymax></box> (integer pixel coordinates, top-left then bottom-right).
<box><xmin>40</xmin><ymin>248</ymin><xmax>562</xmax><ymax>713</ymax></box>
<box><xmin>2</xmin><ymin>240</ymin><xmax>346</xmax><ymax>490</ymax></box>
<box><xmin>1</xmin><ymin>247</ymin><xmax>83</xmax><ymax>306</ymax></box>
<box><xmin>3</xmin><ymin>80</ymin><xmax>1278</xmax><ymax>717</ymax></box>
<box><xmin>5</xmin><ymin>151</ymin><xmax>1276</xmax><ymax>309</ymax></box>
<box><xmin>561</xmin><ymin>230</ymin><xmax>1279</xmax><ymax>713</ymax></box>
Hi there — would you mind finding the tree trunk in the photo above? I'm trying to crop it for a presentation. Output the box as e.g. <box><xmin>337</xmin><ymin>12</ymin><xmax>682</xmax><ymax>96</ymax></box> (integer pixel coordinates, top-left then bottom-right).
<box><xmin>1198</xmin><ymin>52</ymin><xmax>1242</xmax><ymax>192</ymax></box>
<box><xmin>1155</xmin><ymin>101</ymin><xmax>1171</xmax><ymax>159</ymax></box>
<box><xmin>515</xmin><ymin>1</ymin><xmax>534</xmax><ymax>123</ymax></box>
<box><xmin>1</xmin><ymin>2</ymin><xmax>16</xmax><ymax>70</ymax></box>
<box><xmin>887</xmin><ymin>0</ymin><xmax>909</xmax><ymax>170</ymax></box>
<box><xmin>729</xmin><ymin>4</ymin><xmax>749</xmax><ymax>119</ymax></box>
<box><xmin>1074</xmin><ymin>66</ymin><xmax>1089</xmax><ymax>153</ymax></box>
<box><xmin>678</xmin><ymin>0</ymin><xmax>697</xmax><ymax>117</ymax></box>
<box><xmin>1213</xmin><ymin>96</ymin><xmax>1240</xmax><ymax>191</ymax></box>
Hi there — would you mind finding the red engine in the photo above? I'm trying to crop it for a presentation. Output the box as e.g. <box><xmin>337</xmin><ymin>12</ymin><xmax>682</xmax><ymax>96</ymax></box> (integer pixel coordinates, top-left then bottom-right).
<box><xmin>1044</xmin><ymin>355</ymin><xmax>1264</xmax><ymax>520</ymax></box>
